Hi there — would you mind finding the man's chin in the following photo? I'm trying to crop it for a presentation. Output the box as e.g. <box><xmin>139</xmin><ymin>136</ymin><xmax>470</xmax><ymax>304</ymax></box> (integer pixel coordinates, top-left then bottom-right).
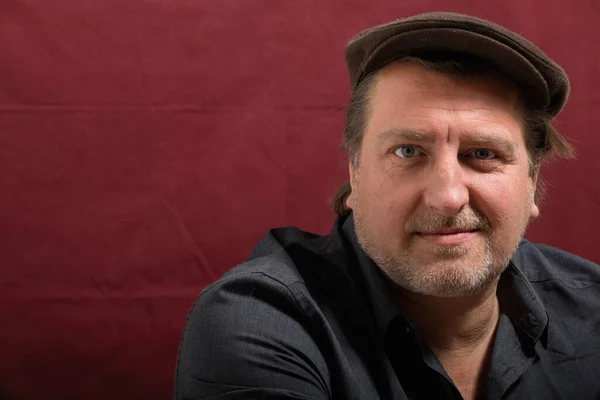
<box><xmin>408</xmin><ymin>242</ymin><xmax>476</xmax><ymax>262</ymax></box>
<box><xmin>393</xmin><ymin>265</ymin><xmax>499</xmax><ymax>297</ymax></box>
<box><xmin>387</xmin><ymin>251</ymin><xmax>501</xmax><ymax>297</ymax></box>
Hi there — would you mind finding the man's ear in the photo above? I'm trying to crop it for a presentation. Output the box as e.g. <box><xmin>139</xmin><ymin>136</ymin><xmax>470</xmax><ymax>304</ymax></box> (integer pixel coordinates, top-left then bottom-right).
<box><xmin>346</xmin><ymin>163</ymin><xmax>356</xmax><ymax>210</ymax></box>
<box><xmin>530</xmin><ymin>168</ymin><xmax>540</xmax><ymax>220</ymax></box>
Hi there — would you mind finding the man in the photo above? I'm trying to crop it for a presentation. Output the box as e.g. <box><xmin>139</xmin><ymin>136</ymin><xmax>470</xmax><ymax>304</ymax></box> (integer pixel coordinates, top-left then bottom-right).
<box><xmin>175</xmin><ymin>12</ymin><xmax>600</xmax><ymax>400</ymax></box>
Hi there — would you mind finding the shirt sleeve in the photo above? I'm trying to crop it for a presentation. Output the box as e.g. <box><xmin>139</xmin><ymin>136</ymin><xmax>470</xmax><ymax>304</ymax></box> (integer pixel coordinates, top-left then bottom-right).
<box><xmin>174</xmin><ymin>271</ymin><xmax>331</xmax><ymax>400</ymax></box>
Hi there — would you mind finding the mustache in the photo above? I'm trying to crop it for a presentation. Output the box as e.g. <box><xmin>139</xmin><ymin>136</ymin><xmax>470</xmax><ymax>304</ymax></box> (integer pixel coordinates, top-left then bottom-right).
<box><xmin>405</xmin><ymin>208</ymin><xmax>491</xmax><ymax>233</ymax></box>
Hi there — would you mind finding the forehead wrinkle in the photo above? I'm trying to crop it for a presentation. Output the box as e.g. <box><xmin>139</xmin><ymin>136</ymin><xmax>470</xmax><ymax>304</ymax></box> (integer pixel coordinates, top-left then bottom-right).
<box><xmin>419</xmin><ymin>105</ymin><xmax>497</xmax><ymax>112</ymax></box>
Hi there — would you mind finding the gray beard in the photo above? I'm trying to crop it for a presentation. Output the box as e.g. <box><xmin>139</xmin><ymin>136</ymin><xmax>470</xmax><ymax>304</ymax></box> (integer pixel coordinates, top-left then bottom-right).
<box><xmin>351</xmin><ymin>189</ymin><xmax>533</xmax><ymax>298</ymax></box>
<box><xmin>354</xmin><ymin>223</ymin><xmax>508</xmax><ymax>297</ymax></box>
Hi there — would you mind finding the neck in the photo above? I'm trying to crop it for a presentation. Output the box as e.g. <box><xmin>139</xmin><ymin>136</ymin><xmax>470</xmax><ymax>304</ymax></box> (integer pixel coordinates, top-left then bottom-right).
<box><xmin>393</xmin><ymin>283</ymin><xmax>501</xmax><ymax>400</ymax></box>
<box><xmin>393</xmin><ymin>282</ymin><xmax>500</xmax><ymax>353</ymax></box>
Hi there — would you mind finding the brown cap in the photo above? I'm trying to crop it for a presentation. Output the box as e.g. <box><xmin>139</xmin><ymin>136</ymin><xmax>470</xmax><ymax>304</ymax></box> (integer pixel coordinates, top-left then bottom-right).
<box><xmin>345</xmin><ymin>12</ymin><xmax>569</xmax><ymax>117</ymax></box>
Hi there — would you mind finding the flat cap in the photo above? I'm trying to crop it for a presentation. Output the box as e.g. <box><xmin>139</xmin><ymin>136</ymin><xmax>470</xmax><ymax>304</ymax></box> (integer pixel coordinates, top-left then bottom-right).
<box><xmin>345</xmin><ymin>12</ymin><xmax>569</xmax><ymax>117</ymax></box>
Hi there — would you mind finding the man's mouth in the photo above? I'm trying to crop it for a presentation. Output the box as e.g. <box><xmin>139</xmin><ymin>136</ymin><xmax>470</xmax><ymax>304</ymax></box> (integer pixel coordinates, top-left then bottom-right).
<box><xmin>416</xmin><ymin>228</ymin><xmax>479</xmax><ymax>235</ymax></box>
<box><xmin>414</xmin><ymin>229</ymin><xmax>479</xmax><ymax>244</ymax></box>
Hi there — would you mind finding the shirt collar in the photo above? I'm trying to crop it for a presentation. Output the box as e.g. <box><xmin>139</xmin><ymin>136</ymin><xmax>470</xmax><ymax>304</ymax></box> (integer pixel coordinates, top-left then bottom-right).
<box><xmin>337</xmin><ymin>215</ymin><xmax>549</xmax><ymax>345</ymax></box>
<box><xmin>501</xmin><ymin>249</ymin><xmax>550</xmax><ymax>346</ymax></box>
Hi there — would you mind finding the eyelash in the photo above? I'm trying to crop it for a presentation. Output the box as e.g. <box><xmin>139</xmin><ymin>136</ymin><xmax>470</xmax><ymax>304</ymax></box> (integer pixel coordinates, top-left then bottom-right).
<box><xmin>392</xmin><ymin>145</ymin><xmax>500</xmax><ymax>161</ymax></box>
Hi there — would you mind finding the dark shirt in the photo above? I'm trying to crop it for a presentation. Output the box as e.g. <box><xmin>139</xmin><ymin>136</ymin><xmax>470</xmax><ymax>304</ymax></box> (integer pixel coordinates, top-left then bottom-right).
<box><xmin>175</xmin><ymin>215</ymin><xmax>600</xmax><ymax>399</ymax></box>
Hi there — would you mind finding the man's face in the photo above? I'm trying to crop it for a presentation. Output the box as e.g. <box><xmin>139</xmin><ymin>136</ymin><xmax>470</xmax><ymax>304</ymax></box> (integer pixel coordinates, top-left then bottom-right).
<box><xmin>347</xmin><ymin>62</ymin><xmax>539</xmax><ymax>298</ymax></box>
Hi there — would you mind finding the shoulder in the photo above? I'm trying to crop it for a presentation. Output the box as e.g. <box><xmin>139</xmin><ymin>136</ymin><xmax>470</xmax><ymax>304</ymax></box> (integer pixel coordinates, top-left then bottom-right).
<box><xmin>203</xmin><ymin>223</ymin><xmax>350</xmax><ymax>309</ymax></box>
<box><xmin>201</xmin><ymin>226</ymin><xmax>332</xmax><ymax>304</ymax></box>
<box><xmin>512</xmin><ymin>240</ymin><xmax>600</xmax><ymax>341</ymax></box>
<box><xmin>512</xmin><ymin>242</ymin><xmax>600</xmax><ymax>373</ymax></box>
<box><xmin>513</xmin><ymin>239</ymin><xmax>600</xmax><ymax>288</ymax></box>
<box><xmin>185</xmin><ymin>249</ymin><xmax>315</xmax><ymax>344</ymax></box>
<box><xmin>175</xmin><ymin>236</ymin><xmax>332</xmax><ymax>398</ymax></box>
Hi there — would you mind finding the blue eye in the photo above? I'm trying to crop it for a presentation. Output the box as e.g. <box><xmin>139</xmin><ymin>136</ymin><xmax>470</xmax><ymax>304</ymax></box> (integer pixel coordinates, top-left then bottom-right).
<box><xmin>394</xmin><ymin>145</ymin><xmax>421</xmax><ymax>158</ymax></box>
<box><xmin>471</xmin><ymin>149</ymin><xmax>496</xmax><ymax>160</ymax></box>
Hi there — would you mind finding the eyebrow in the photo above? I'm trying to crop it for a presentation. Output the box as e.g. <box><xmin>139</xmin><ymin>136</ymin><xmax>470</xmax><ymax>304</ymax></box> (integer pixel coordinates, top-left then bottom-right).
<box><xmin>375</xmin><ymin>128</ymin><xmax>518</xmax><ymax>155</ymax></box>
<box><xmin>376</xmin><ymin>129</ymin><xmax>432</xmax><ymax>145</ymax></box>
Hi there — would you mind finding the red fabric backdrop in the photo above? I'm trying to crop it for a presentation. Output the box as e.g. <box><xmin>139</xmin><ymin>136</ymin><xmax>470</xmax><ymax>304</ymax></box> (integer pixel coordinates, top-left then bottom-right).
<box><xmin>1</xmin><ymin>1</ymin><xmax>599</xmax><ymax>398</ymax></box>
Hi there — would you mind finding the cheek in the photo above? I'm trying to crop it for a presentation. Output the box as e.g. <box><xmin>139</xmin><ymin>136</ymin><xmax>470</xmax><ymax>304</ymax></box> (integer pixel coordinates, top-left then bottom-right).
<box><xmin>473</xmin><ymin>174</ymin><xmax>530</xmax><ymax>226</ymax></box>
<box><xmin>357</xmin><ymin>168</ymin><xmax>416</xmax><ymax>230</ymax></box>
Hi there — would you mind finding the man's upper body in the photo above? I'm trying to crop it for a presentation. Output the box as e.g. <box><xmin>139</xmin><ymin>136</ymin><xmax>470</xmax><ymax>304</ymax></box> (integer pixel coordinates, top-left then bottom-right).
<box><xmin>175</xmin><ymin>12</ymin><xmax>599</xmax><ymax>400</ymax></box>
<box><xmin>175</xmin><ymin>216</ymin><xmax>600</xmax><ymax>399</ymax></box>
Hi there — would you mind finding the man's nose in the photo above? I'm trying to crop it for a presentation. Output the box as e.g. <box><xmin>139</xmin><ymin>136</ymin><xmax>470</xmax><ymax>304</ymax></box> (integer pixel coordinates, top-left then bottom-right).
<box><xmin>422</xmin><ymin>157</ymin><xmax>470</xmax><ymax>217</ymax></box>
